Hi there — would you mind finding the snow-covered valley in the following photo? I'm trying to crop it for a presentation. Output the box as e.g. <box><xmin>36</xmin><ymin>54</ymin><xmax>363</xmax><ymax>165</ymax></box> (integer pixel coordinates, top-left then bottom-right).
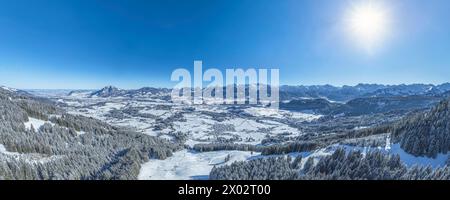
<box><xmin>22</xmin><ymin>85</ymin><xmax>450</xmax><ymax>180</ymax></box>
<box><xmin>41</xmin><ymin>91</ymin><xmax>318</xmax><ymax>179</ymax></box>
<box><xmin>15</xmin><ymin>83</ymin><xmax>449</xmax><ymax>180</ymax></box>
<box><xmin>138</xmin><ymin>150</ymin><xmax>260</xmax><ymax>180</ymax></box>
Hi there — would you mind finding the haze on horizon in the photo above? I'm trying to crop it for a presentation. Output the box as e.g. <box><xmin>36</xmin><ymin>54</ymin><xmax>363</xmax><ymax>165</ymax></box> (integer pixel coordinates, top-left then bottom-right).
<box><xmin>0</xmin><ymin>0</ymin><xmax>449</xmax><ymax>90</ymax></box>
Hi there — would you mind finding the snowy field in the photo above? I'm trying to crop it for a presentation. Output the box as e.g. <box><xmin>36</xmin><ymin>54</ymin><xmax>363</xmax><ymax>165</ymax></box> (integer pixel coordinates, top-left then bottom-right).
<box><xmin>138</xmin><ymin>150</ymin><xmax>259</xmax><ymax>180</ymax></box>
<box><xmin>24</xmin><ymin>117</ymin><xmax>53</xmax><ymax>130</ymax></box>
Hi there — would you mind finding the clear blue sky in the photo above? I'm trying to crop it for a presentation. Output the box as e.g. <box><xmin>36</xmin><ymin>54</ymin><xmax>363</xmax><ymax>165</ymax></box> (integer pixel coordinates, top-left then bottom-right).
<box><xmin>0</xmin><ymin>0</ymin><xmax>449</xmax><ymax>89</ymax></box>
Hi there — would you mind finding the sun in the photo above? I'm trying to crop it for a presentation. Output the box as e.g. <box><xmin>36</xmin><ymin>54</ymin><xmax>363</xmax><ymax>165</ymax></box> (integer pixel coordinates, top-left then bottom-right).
<box><xmin>345</xmin><ymin>1</ymin><xmax>390</xmax><ymax>52</ymax></box>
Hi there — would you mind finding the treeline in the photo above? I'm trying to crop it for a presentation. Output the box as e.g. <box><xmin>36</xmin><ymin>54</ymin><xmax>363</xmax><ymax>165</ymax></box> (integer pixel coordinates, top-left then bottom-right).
<box><xmin>193</xmin><ymin>143</ymin><xmax>262</xmax><ymax>152</ymax></box>
<box><xmin>260</xmin><ymin>141</ymin><xmax>318</xmax><ymax>155</ymax></box>
<box><xmin>341</xmin><ymin>134</ymin><xmax>389</xmax><ymax>148</ymax></box>
<box><xmin>193</xmin><ymin>123</ymin><xmax>392</xmax><ymax>156</ymax></box>
<box><xmin>267</xmin><ymin>123</ymin><xmax>392</xmax><ymax>154</ymax></box>
<box><xmin>193</xmin><ymin>141</ymin><xmax>318</xmax><ymax>155</ymax></box>
<box><xmin>50</xmin><ymin>114</ymin><xmax>116</xmax><ymax>134</ymax></box>
<box><xmin>210</xmin><ymin>148</ymin><xmax>450</xmax><ymax>180</ymax></box>
<box><xmin>210</xmin><ymin>156</ymin><xmax>302</xmax><ymax>180</ymax></box>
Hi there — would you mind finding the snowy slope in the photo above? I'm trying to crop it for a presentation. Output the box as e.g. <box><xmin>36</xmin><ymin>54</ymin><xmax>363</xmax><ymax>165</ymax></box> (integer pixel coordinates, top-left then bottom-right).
<box><xmin>24</xmin><ymin>117</ymin><xmax>52</xmax><ymax>130</ymax></box>
<box><xmin>138</xmin><ymin>150</ymin><xmax>259</xmax><ymax>180</ymax></box>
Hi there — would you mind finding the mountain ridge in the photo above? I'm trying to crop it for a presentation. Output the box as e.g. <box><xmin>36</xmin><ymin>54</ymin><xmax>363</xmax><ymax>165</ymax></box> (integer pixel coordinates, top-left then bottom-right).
<box><xmin>73</xmin><ymin>82</ymin><xmax>450</xmax><ymax>100</ymax></box>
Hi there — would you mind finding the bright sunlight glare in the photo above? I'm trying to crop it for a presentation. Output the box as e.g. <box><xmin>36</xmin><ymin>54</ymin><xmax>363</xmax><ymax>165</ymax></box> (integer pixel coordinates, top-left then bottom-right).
<box><xmin>345</xmin><ymin>1</ymin><xmax>391</xmax><ymax>53</ymax></box>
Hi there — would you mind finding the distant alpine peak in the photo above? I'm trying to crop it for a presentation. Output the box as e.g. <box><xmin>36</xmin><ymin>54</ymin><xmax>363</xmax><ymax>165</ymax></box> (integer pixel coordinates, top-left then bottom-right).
<box><xmin>90</xmin><ymin>85</ymin><xmax>124</xmax><ymax>97</ymax></box>
<box><xmin>101</xmin><ymin>85</ymin><xmax>121</xmax><ymax>91</ymax></box>
<box><xmin>88</xmin><ymin>85</ymin><xmax>171</xmax><ymax>98</ymax></box>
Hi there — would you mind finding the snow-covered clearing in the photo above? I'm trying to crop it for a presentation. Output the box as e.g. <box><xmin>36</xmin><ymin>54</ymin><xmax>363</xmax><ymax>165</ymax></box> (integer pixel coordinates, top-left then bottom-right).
<box><xmin>290</xmin><ymin>112</ymin><xmax>322</xmax><ymax>121</ymax></box>
<box><xmin>244</xmin><ymin>107</ymin><xmax>322</xmax><ymax>122</ymax></box>
<box><xmin>138</xmin><ymin>150</ymin><xmax>259</xmax><ymax>180</ymax></box>
<box><xmin>24</xmin><ymin>117</ymin><xmax>52</xmax><ymax>130</ymax></box>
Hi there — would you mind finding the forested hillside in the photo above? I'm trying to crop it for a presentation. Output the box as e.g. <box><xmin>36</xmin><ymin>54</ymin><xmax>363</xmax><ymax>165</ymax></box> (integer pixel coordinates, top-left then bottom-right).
<box><xmin>211</xmin><ymin>98</ymin><xmax>450</xmax><ymax>180</ymax></box>
<box><xmin>0</xmin><ymin>88</ymin><xmax>181</xmax><ymax>180</ymax></box>
<box><xmin>210</xmin><ymin>149</ymin><xmax>450</xmax><ymax>180</ymax></box>
<box><xmin>392</xmin><ymin>98</ymin><xmax>450</xmax><ymax>158</ymax></box>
